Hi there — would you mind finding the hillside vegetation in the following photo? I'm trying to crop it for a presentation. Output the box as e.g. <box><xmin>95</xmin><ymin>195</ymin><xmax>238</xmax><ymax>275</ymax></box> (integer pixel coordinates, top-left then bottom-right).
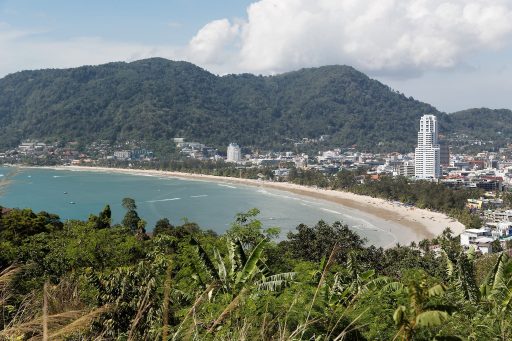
<box><xmin>0</xmin><ymin>58</ymin><xmax>509</xmax><ymax>153</ymax></box>
<box><xmin>0</xmin><ymin>58</ymin><xmax>441</xmax><ymax>152</ymax></box>
<box><xmin>1</xmin><ymin>204</ymin><xmax>511</xmax><ymax>340</ymax></box>
<box><xmin>450</xmin><ymin>108</ymin><xmax>512</xmax><ymax>140</ymax></box>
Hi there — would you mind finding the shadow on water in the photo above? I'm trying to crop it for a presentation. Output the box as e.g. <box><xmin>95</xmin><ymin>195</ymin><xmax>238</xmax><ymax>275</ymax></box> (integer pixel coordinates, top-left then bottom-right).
<box><xmin>0</xmin><ymin>167</ymin><xmax>21</xmax><ymax>197</ymax></box>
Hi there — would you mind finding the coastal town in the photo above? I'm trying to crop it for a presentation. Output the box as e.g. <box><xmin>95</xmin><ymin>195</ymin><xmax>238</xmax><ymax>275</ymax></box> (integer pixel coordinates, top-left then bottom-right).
<box><xmin>5</xmin><ymin>2</ymin><xmax>512</xmax><ymax>339</ymax></box>
<box><xmin>2</xmin><ymin>115</ymin><xmax>512</xmax><ymax>255</ymax></box>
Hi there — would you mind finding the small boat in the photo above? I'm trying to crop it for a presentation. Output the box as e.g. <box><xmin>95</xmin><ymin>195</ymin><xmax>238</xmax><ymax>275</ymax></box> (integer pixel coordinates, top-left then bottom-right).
<box><xmin>63</xmin><ymin>192</ymin><xmax>68</xmax><ymax>194</ymax></box>
<box><xmin>69</xmin><ymin>201</ymin><xmax>76</xmax><ymax>204</ymax></box>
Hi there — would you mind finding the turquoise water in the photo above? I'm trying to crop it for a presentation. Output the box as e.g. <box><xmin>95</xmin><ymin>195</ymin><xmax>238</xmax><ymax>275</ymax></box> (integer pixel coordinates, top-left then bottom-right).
<box><xmin>0</xmin><ymin>166</ymin><xmax>418</xmax><ymax>247</ymax></box>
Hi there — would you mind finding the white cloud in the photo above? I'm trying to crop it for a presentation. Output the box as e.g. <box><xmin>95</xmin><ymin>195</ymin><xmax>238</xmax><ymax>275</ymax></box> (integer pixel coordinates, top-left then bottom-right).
<box><xmin>1</xmin><ymin>0</ymin><xmax>512</xmax><ymax>82</ymax></box>
<box><xmin>186</xmin><ymin>0</ymin><xmax>512</xmax><ymax>76</ymax></box>
<box><xmin>187</xmin><ymin>19</ymin><xmax>240</xmax><ymax>65</ymax></box>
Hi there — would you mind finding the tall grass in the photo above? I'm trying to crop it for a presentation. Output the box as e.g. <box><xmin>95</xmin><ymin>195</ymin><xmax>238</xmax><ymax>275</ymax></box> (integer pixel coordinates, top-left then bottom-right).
<box><xmin>162</xmin><ymin>260</ymin><xmax>173</xmax><ymax>341</ymax></box>
<box><xmin>0</xmin><ymin>275</ymin><xmax>94</xmax><ymax>340</ymax></box>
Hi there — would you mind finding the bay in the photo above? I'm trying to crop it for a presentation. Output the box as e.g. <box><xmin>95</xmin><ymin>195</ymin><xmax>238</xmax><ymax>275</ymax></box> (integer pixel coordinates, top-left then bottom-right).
<box><xmin>0</xmin><ymin>166</ymin><xmax>415</xmax><ymax>247</ymax></box>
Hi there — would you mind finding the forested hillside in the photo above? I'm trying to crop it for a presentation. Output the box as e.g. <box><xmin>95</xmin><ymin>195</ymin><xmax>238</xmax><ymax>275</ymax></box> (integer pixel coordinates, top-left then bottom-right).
<box><xmin>0</xmin><ymin>58</ymin><xmax>440</xmax><ymax>152</ymax></box>
<box><xmin>450</xmin><ymin>108</ymin><xmax>512</xmax><ymax>140</ymax></box>
<box><xmin>0</xmin><ymin>58</ymin><xmax>508</xmax><ymax>153</ymax></box>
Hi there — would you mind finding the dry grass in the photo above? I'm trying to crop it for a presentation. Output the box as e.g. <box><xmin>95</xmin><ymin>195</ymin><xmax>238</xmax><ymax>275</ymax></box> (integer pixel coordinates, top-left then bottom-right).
<box><xmin>0</xmin><ymin>265</ymin><xmax>21</xmax><ymax>306</ymax></box>
<box><xmin>1</xmin><ymin>275</ymin><xmax>98</xmax><ymax>340</ymax></box>
<box><xmin>43</xmin><ymin>281</ymin><xmax>48</xmax><ymax>341</ymax></box>
<box><xmin>127</xmin><ymin>279</ymin><xmax>154</xmax><ymax>341</ymax></box>
<box><xmin>2</xmin><ymin>290</ymin><xmax>41</xmax><ymax>332</ymax></box>
<box><xmin>48</xmin><ymin>305</ymin><xmax>110</xmax><ymax>340</ymax></box>
<box><xmin>1</xmin><ymin>305</ymin><xmax>110</xmax><ymax>340</ymax></box>
<box><xmin>299</xmin><ymin>243</ymin><xmax>340</xmax><ymax>339</ymax></box>
<box><xmin>0</xmin><ymin>265</ymin><xmax>20</xmax><ymax>288</ymax></box>
<box><xmin>207</xmin><ymin>287</ymin><xmax>248</xmax><ymax>334</ymax></box>
<box><xmin>0</xmin><ymin>310</ymin><xmax>86</xmax><ymax>339</ymax></box>
<box><xmin>0</xmin><ymin>265</ymin><xmax>21</xmax><ymax>328</ymax></box>
<box><xmin>46</xmin><ymin>277</ymin><xmax>85</xmax><ymax>314</ymax></box>
<box><xmin>172</xmin><ymin>283</ymin><xmax>217</xmax><ymax>341</ymax></box>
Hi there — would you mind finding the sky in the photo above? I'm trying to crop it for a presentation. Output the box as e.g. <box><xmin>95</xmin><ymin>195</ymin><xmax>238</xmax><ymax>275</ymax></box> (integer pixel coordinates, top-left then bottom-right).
<box><xmin>1</xmin><ymin>0</ymin><xmax>512</xmax><ymax>113</ymax></box>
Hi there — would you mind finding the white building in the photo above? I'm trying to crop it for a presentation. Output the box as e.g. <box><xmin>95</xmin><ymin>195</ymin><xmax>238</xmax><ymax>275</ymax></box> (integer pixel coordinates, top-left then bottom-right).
<box><xmin>226</xmin><ymin>143</ymin><xmax>241</xmax><ymax>163</ymax></box>
<box><xmin>398</xmin><ymin>160</ymin><xmax>415</xmax><ymax>177</ymax></box>
<box><xmin>415</xmin><ymin>115</ymin><xmax>441</xmax><ymax>179</ymax></box>
<box><xmin>460</xmin><ymin>228</ymin><xmax>495</xmax><ymax>254</ymax></box>
<box><xmin>114</xmin><ymin>150</ymin><xmax>132</xmax><ymax>160</ymax></box>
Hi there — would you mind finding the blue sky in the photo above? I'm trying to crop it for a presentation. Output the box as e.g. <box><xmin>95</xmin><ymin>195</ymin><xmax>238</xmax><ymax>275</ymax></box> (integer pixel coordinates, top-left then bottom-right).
<box><xmin>0</xmin><ymin>0</ymin><xmax>253</xmax><ymax>44</ymax></box>
<box><xmin>1</xmin><ymin>0</ymin><xmax>512</xmax><ymax>113</ymax></box>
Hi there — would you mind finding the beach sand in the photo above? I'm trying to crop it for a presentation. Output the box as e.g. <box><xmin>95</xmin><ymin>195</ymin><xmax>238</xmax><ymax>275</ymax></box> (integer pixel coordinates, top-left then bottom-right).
<box><xmin>43</xmin><ymin>165</ymin><xmax>465</xmax><ymax>242</ymax></box>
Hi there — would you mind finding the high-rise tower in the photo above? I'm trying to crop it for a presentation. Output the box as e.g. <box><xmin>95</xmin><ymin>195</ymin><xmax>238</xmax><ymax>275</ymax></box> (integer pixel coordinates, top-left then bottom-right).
<box><xmin>227</xmin><ymin>143</ymin><xmax>241</xmax><ymax>163</ymax></box>
<box><xmin>414</xmin><ymin>115</ymin><xmax>441</xmax><ymax>179</ymax></box>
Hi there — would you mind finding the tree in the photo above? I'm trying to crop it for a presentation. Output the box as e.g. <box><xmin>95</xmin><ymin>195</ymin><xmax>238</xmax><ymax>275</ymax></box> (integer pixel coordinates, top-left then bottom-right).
<box><xmin>226</xmin><ymin>208</ymin><xmax>279</xmax><ymax>249</ymax></box>
<box><xmin>122</xmin><ymin>210</ymin><xmax>140</xmax><ymax>233</ymax></box>
<box><xmin>122</xmin><ymin>197</ymin><xmax>137</xmax><ymax>211</ymax></box>
<box><xmin>121</xmin><ymin>198</ymin><xmax>140</xmax><ymax>233</ymax></box>
<box><xmin>88</xmin><ymin>256</ymin><xmax>170</xmax><ymax>340</ymax></box>
<box><xmin>475</xmin><ymin>253</ymin><xmax>512</xmax><ymax>339</ymax></box>
<box><xmin>491</xmin><ymin>239</ymin><xmax>503</xmax><ymax>253</ymax></box>
<box><xmin>97</xmin><ymin>205</ymin><xmax>111</xmax><ymax>229</ymax></box>
<box><xmin>135</xmin><ymin>219</ymin><xmax>148</xmax><ymax>241</ymax></box>
<box><xmin>502</xmin><ymin>192</ymin><xmax>512</xmax><ymax>208</ymax></box>
<box><xmin>0</xmin><ymin>208</ymin><xmax>63</xmax><ymax>244</ymax></box>
<box><xmin>282</xmin><ymin>220</ymin><xmax>365</xmax><ymax>263</ymax></box>
<box><xmin>89</xmin><ymin>205</ymin><xmax>112</xmax><ymax>229</ymax></box>
<box><xmin>153</xmin><ymin>218</ymin><xmax>174</xmax><ymax>236</ymax></box>
<box><xmin>333</xmin><ymin>169</ymin><xmax>357</xmax><ymax>189</ymax></box>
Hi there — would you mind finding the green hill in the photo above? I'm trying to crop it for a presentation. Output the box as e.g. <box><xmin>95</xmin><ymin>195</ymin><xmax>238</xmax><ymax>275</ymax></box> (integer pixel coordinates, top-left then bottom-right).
<box><xmin>450</xmin><ymin>108</ymin><xmax>512</xmax><ymax>140</ymax></box>
<box><xmin>0</xmin><ymin>58</ymin><xmax>507</xmax><ymax>153</ymax></box>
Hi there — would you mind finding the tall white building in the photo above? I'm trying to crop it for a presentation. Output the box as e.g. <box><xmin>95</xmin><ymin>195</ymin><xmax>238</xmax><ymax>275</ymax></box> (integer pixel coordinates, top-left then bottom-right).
<box><xmin>415</xmin><ymin>115</ymin><xmax>441</xmax><ymax>179</ymax></box>
<box><xmin>226</xmin><ymin>143</ymin><xmax>241</xmax><ymax>163</ymax></box>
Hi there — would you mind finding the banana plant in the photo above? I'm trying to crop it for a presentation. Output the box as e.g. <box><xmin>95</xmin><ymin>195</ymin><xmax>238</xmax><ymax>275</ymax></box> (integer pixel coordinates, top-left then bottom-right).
<box><xmin>442</xmin><ymin>249</ymin><xmax>479</xmax><ymax>303</ymax></box>
<box><xmin>190</xmin><ymin>237</ymin><xmax>295</xmax><ymax>295</ymax></box>
<box><xmin>187</xmin><ymin>236</ymin><xmax>296</xmax><ymax>335</ymax></box>
<box><xmin>475</xmin><ymin>252</ymin><xmax>512</xmax><ymax>338</ymax></box>
<box><xmin>328</xmin><ymin>251</ymin><xmax>393</xmax><ymax>308</ymax></box>
<box><xmin>384</xmin><ymin>275</ymin><xmax>456</xmax><ymax>341</ymax></box>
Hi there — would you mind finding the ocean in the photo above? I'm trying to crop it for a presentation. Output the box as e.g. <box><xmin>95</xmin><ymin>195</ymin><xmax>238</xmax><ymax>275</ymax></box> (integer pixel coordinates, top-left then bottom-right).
<box><xmin>0</xmin><ymin>166</ymin><xmax>416</xmax><ymax>247</ymax></box>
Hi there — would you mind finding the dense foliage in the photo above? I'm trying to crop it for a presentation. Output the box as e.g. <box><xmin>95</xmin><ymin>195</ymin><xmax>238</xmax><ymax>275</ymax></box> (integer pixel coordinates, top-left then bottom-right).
<box><xmin>0</xmin><ymin>57</ymin><xmax>485</xmax><ymax>154</ymax></box>
<box><xmin>0</xmin><ymin>202</ymin><xmax>510</xmax><ymax>340</ymax></box>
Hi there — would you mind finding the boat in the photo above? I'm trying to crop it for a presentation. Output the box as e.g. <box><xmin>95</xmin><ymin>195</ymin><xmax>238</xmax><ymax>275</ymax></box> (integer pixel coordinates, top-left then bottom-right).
<box><xmin>69</xmin><ymin>201</ymin><xmax>76</xmax><ymax>204</ymax></box>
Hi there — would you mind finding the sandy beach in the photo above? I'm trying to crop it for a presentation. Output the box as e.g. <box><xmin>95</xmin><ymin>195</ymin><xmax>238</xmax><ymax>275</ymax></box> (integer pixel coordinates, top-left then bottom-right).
<box><xmin>40</xmin><ymin>165</ymin><xmax>465</xmax><ymax>242</ymax></box>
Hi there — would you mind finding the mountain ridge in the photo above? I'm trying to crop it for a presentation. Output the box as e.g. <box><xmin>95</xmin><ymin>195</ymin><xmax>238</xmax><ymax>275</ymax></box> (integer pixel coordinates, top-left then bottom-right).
<box><xmin>0</xmin><ymin>58</ymin><xmax>509</xmax><ymax>153</ymax></box>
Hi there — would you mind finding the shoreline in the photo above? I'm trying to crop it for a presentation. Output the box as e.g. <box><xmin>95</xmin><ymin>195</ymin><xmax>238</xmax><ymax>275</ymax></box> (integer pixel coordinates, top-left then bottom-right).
<box><xmin>27</xmin><ymin>165</ymin><xmax>465</xmax><ymax>242</ymax></box>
